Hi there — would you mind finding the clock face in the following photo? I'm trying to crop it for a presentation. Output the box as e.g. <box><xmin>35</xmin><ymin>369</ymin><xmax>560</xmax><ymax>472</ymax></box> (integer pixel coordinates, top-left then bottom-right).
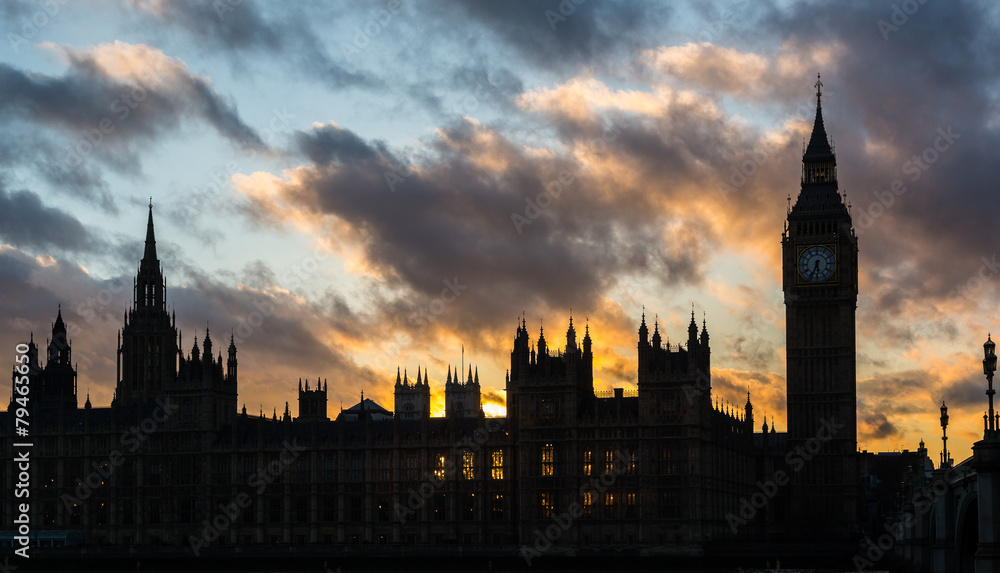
<box><xmin>798</xmin><ymin>246</ymin><xmax>836</xmax><ymax>282</ymax></box>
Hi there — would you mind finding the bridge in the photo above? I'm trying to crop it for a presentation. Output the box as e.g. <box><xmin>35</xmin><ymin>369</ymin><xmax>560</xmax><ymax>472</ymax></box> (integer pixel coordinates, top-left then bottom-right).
<box><xmin>882</xmin><ymin>404</ymin><xmax>1000</xmax><ymax>570</ymax></box>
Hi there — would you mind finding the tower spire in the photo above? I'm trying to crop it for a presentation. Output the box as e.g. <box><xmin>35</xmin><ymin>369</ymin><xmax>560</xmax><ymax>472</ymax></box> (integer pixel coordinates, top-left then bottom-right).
<box><xmin>805</xmin><ymin>73</ymin><xmax>832</xmax><ymax>158</ymax></box>
<box><xmin>142</xmin><ymin>199</ymin><xmax>158</xmax><ymax>268</ymax></box>
<box><xmin>792</xmin><ymin>73</ymin><xmax>845</xmax><ymax>215</ymax></box>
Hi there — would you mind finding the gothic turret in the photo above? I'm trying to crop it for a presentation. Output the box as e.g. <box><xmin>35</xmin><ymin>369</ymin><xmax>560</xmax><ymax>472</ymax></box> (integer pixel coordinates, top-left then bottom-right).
<box><xmin>394</xmin><ymin>365</ymin><xmax>430</xmax><ymax>420</ymax></box>
<box><xmin>136</xmin><ymin>201</ymin><xmax>166</xmax><ymax>312</ymax></box>
<box><xmin>297</xmin><ymin>377</ymin><xmax>328</xmax><ymax>422</ymax></box>
<box><xmin>40</xmin><ymin>306</ymin><xmax>77</xmax><ymax>409</ymax></box>
<box><xmin>227</xmin><ymin>333</ymin><xmax>238</xmax><ymax>382</ymax></box>
<box><xmin>537</xmin><ymin>323</ymin><xmax>547</xmax><ymax>357</ymax></box>
<box><xmin>566</xmin><ymin>315</ymin><xmax>577</xmax><ymax>352</ymax></box>
<box><xmin>447</xmin><ymin>362</ymin><xmax>482</xmax><ymax>419</ymax></box>
<box><xmin>116</xmin><ymin>203</ymin><xmax>179</xmax><ymax>406</ymax></box>
<box><xmin>687</xmin><ymin>309</ymin><xmax>698</xmax><ymax>348</ymax></box>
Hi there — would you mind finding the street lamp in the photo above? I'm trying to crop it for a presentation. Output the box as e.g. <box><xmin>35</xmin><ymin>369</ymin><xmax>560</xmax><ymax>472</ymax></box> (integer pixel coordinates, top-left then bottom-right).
<box><xmin>940</xmin><ymin>402</ymin><xmax>950</xmax><ymax>467</ymax></box>
<box><xmin>984</xmin><ymin>334</ymin><xmax>997</xmax><ymax>439</ymax></box>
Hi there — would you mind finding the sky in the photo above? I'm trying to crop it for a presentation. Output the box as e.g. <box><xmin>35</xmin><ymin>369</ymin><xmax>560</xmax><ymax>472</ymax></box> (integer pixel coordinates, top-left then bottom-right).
<box><xmin>1</xmin><ymin>0</ymin><xmax>999</xmax><ymax>464</ymax></box>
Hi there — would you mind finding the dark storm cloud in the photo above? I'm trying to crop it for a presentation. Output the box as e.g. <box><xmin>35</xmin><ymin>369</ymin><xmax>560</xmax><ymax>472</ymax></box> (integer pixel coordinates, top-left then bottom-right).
<box><xmin>128</xmin><ymin>0</ymin><xmax>378</xmax><ymax>89</ymax></box>
<box><xmin>263</xmin><ymin>118</ymin><xmax>715</xmax><ymax>345</ymax></box>
<box><xmin>0</xmin><ymin>129</ymin><xmax>115</xmax><ymax>210</ymax></box>
<box><xmin>295</xmin><ymin>123</ymin><xmax>381</xmax><ymax>165</ymax></box>
<box><xmin>863</xmin><ymin>412</ymin><xmax>899</xmax><ymax>441</ymax></box>
<box><xmin>0</xmin><ymin>46</ymin><xmax>263</xmax><ymax>207</ymax></box>
<box><xmin>0</xmin><ymin>59</ymin><xmax>260</xmax><ymax>148</ymax></box>
<box><xmin>0</xmin><ymin>185</ymin><xmax>104</xmax><ymax>252</ymax></box>
<box><xmin>754</xmin><ymin>0</ymin><xmax>1000</xmax><ymax>308</ymax></box>
<box><xmin>448</xmin><ymin>65</ymin><xmax>524</xmax><ymax>104</ymax></box>
<box><xmin>439</xmin><ymin>0</ymin><xmax>671</xmax><ymax>73</ymax></box>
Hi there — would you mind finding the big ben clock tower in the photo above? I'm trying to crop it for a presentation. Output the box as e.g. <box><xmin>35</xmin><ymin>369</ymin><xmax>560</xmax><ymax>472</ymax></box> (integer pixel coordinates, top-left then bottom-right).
<box><xmin>782</xmin><ymin>75</ymin><xmax>858</xmax><ymax>540</ymax></box>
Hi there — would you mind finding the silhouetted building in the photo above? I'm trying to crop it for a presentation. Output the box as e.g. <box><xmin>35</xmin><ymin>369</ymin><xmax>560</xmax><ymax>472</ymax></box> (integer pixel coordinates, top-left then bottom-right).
<box><xmin>2</xmin><ymin>85</ymin><xmax>861</xmax><ymax>558</ymax></box>
<box><xmin>781</xmin><ymin>76</ymin><xmax>860</xmax><ymax>541</ymax></box>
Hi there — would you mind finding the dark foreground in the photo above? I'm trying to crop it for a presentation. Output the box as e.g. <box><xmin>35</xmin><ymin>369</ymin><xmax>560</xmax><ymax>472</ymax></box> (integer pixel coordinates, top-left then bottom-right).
<box><xmin>5</xmin><ymin>542</ymin><xmax>897</xmax><ymax>572</ymax></box>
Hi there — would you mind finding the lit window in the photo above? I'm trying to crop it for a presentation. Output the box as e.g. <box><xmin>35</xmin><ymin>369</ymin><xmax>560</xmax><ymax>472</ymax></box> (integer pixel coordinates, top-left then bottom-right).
<box><xmin>628</xmin><ymin>449</ymin><xmax>636</xmax><ymax>475</ymax></box>
<box><xmin>604</xmin><ymin>491</ymin><xmax>614</xmax><ymax>516</ymax></box>
<box><xmin>582</xmin><ymin>449</ymin><xmax>592</xmax><ymax>476</ymax></box>
<box><xmin>540</xmin><ymin>492</ymin><xmax>553</xmax><ymax>518</ymax></box>
<box><xmin>462</xmin><ymin>451</ymin><xmax>475</xmax><ymax>480</ymax></box>
<box><xmin>492</xmin><ymin>494</ymin><xmax>504</xmax><ymax>520</ymax></box>
<box><xmin>541</xmin><ymin>443</ymin><xmax>555</xmax><ymax>476</ymax></box>
<box><xmin>582</xmin><ymin>491</ymin><xmax>593</xmax><ymax>518</ymax></box>
<box><xmin>434</xmin><ymin>454</ymin><xmax>447</xmax><ymax>480</ymax></box>
<box><xmin>491</xmin><ymin>450</ymin><xmax>504</xmax><ymax>480</ymax></box>
<box><xmin>604</xmin><ymin>448</ymin><xmax>614</xmax><ymax>475</ymax></box>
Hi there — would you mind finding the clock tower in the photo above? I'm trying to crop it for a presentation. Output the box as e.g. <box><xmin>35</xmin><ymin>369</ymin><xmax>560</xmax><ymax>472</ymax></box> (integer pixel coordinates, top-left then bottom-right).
<box><xmin>782</xmin><ymin>76</ymin><xmax>858</xmax><ymax>540</ymax></box>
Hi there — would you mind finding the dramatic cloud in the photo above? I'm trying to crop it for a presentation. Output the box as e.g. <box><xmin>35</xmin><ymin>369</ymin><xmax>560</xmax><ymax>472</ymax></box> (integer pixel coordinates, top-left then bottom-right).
<box><xmin>127</xmin><ymin>0</ymin><xmax>378</xmax><ymax>89</ymax></box>
<box><xmin>3</xmin><ymin>0</ymin><xmax>1000</xmax><ymax>464</ymax></box>
<box><xmin>437</xmin><ymin>0</ymin><xmax>671</xmax><ymax>74</ymax></box>
<box><xmin>0</xmin><ymin>185</ymin><xmax>104</xmax><ymax>252</ymax></box>
<box><xmin>0</xmin><ymin>41</ymin><xmax>262</xmax><ymax>208</ymax></box>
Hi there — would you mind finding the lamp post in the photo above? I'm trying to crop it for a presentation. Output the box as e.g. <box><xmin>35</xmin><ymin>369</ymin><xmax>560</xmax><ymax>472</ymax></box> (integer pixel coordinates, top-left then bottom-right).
<box><xmin>984</xmin><ymin>334</ymin><xmax>998</xmax><ymax>439</ymax></box>
<box><xmin>940</xmin><ymin>402</ymin><xmax>950</xmax><ymax>467</ymax></box>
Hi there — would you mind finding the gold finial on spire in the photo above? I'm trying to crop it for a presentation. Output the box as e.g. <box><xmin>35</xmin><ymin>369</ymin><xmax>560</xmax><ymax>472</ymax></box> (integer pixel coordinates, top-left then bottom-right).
<box><xmin>815</xmin><ymin>73</ymin><xmax>823</xmax><ymax>103</ymax></box>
